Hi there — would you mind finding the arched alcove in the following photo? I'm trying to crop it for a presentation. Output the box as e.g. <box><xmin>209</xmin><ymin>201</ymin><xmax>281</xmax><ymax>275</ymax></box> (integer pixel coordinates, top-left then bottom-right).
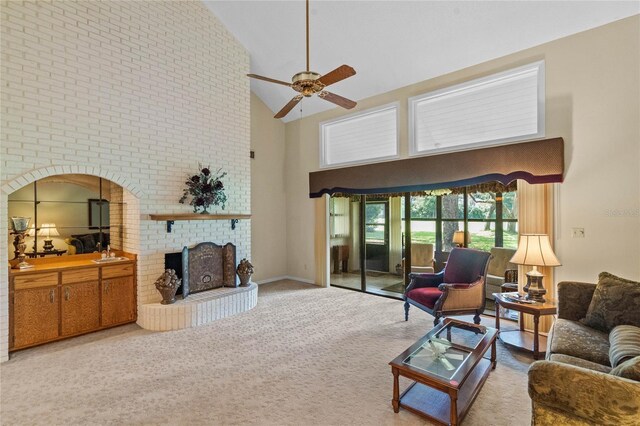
<box><xmin>0</xmin><ymin>167</ymin><xmax>142</xmax><ymax>362</ymax></box>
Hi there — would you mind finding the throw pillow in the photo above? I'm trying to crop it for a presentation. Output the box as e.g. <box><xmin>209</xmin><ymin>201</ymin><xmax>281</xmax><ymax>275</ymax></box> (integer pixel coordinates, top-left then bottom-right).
<box><xmin>79</xmin><ymin>234</ymin><xmax>97</xmax><ymax>253</ymax></box>
<box><xmin>609</xmin><ymin>325</ymin><xmax>640</xmax><ymax>367</ymax></box>
<box><xmin>610</xmin><ymin>356</ymin><xmax>640</xmax><ymax>382</ymax></box>
<box><xmin>581</xmin><ymin>272</ymin><xmax>640</xmax><ymax>333</ymax></box>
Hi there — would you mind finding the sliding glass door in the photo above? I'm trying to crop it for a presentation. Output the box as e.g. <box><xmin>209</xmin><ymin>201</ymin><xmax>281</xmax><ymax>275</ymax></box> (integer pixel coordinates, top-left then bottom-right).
<box><xmin>329</xmin><ymin>189</ymin><xmax>518</xmax><ymax>300</ymax></box>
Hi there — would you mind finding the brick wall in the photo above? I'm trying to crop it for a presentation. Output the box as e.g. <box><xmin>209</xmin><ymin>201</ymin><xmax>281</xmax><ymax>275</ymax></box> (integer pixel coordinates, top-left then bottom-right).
<box><xmin>0</xmin><ymin>1</ymin><xmax>250</xmax><ymax>361</ymax></box>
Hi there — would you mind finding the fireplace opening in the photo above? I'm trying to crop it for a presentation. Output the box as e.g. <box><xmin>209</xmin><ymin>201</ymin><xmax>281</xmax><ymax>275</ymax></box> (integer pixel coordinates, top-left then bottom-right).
<box><xmin>164</xmin><ymin>252</ymin><xmax>184</xmax><ymax>296</ymax></box>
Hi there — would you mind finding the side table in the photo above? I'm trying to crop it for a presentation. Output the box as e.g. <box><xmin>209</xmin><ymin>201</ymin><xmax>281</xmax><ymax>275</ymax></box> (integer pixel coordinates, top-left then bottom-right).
<box><xmin>493</xmin><ymin>292</ymin><xmax>557</xmax><ymax>360</ymax></box>
<box><xmin>27</xmin><ymin>249</ymin><xmax>67</xmax><ymax>258</ymax></box>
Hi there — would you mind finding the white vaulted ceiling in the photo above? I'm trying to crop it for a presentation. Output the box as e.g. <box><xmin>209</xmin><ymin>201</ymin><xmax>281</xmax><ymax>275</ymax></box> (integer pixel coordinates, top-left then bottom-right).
<box><xmin>203</xmin><ymin>1</ymin><xmax>639</xmax><ymax>122</ymax></box>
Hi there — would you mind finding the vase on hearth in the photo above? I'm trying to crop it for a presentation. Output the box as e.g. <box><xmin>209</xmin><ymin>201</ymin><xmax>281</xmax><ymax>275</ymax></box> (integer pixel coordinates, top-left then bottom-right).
<box><xmin>154</xmin><ymin>269</ymin><xmax>181</xmax><ymax>304</ymax></box>
<box><xmin>236</xmin><ymin>258</ymin><xmax>254</xmax><ymax>286</ymax></box>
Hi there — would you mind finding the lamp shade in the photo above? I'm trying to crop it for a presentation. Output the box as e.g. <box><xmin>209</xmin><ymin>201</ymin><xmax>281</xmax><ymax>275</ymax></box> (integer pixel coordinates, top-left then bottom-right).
<box><xmin>452</xmin><ymin>231</ymin><xmax>470</xmax><ymax>245</ymax></box>
<box><xmin>38</xmin><ymin>223</ymin><xmax>60</xmax><ymax>238</ymax></box>
<box><xmin>510</xmin><ymin>234</ymin><xmax>561</xmax><ymax>267</ymax></box>
<box><xmin>452</xmin><ymin>231</ymin><xmax>464</xmax><ymax>245</ymax></box>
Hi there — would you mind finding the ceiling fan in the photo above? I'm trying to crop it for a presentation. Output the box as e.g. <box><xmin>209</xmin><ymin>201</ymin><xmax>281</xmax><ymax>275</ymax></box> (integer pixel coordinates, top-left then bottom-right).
<box><xmin>247</xmin><ymin>0</ymin><xmax>357</xmax><ymax>119</ymax></box>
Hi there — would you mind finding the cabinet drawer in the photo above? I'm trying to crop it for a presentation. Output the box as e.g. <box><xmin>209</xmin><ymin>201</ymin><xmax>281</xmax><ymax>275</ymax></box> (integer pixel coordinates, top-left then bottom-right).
<box><xmin>61</xmin><ymin>268</ymin><xmax>99</xmax><ymax>284</ymax></box>
<box><xmin>101</xmin><ymin>263</ymin><xmax>134</xmax><ymax>279</ymax></box>
<box><xmin>14</xmin><ymin>272</ymin><xmax>58</xmax><ymax>290</ymax></box>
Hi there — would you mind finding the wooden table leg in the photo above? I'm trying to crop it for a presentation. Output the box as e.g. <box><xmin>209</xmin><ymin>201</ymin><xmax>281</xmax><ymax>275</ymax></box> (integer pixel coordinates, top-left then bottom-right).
<box><xmin>520</xmin><ymin>312</ymin><xmax>525</xmax><ymax>331</ymax></box>
<box><xmin>392</xmin><ymin>367</ymin><xmax>400</xmax><ymax>413</ymax></box>
<box><xmin>491</xmin><ymin>337</ymin><xmax>497</xmax><ymax>370</ymax></box>
<box><xmin>533</xmin><ymin>314</ymin><xmax>540</xmax><ymax>360</ymax></box>
<box><xmin>495</xmin><ymin>300</ymin><xmax>500</xmax><ymax>332</ymax></box>
<box><xmin>450</xmin><ymin>392</ymin><xmax>458</xmax><ymax>426</ymax></box>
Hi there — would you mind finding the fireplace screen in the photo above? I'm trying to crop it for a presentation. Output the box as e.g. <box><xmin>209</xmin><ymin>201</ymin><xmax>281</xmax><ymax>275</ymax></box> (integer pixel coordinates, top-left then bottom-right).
<box><xmin>181</xmin><ymin>242</ymin><xmax>237</xmax><ymax>298</ymax></box>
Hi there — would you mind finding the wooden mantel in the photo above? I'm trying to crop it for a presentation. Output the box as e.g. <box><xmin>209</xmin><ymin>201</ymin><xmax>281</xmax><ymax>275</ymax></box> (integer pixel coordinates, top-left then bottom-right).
<box><xmin>148</xmin><ymin>213</ymin><xmax>251</xmax><ymax>233</ymax></box>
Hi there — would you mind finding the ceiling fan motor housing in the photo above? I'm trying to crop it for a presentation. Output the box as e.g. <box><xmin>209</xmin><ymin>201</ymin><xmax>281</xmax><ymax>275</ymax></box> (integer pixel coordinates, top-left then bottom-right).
<box><xmin>292</xmin><ymin>71</ymin><xmax>325</xmax><ymax>96</ymax></box>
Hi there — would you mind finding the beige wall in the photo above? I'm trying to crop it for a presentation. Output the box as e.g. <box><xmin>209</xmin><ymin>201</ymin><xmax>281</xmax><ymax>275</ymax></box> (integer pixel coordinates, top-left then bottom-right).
<box><xmin>283</xmin><ymin>16</ymin><xmax>640</xmax><ymax>285</ymax></box>
<box><xmin>250</xmin><ymin>93</ymin><xmax>287</xmax><ymax>282</ymax></box>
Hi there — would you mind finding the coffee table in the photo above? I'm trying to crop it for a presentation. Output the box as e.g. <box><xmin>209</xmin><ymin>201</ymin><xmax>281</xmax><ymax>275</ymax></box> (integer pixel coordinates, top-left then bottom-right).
<box><xmin>389</xmin><ymin>318</ymin><xmax>497</xmax><ymax>425</ymax></box>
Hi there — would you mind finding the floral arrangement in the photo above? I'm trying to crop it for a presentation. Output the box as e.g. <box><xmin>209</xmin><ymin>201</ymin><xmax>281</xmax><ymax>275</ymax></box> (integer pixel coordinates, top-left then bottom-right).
<box><xmin>179</xmin><ymin>165</ymin><xmax>227</xmax><ymax>214</ymax></box>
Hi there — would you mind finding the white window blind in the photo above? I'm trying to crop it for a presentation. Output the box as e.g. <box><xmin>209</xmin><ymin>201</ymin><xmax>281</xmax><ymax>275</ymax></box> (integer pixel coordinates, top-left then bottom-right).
<box><xmin>320</xmin><ymin>104</ymin><xmax>398</xmax><ymax>168</ymax></box>
<box><xmin>409</xmin><ymin>61</ymin><xmax>545</xmax><ymax>155</ymax></box>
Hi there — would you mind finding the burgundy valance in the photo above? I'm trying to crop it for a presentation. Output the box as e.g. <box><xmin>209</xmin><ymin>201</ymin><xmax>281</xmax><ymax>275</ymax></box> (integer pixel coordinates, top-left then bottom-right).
<box><xmin>309</xmin><ymin>138</ymin><xmax>564</xmax><ymax>198</ymax></box>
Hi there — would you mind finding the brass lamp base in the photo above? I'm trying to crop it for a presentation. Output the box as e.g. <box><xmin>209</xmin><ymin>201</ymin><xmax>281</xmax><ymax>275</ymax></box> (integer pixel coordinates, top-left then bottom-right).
<box><xmin>525</xmin><ymin>269</ymin><xmax>546</xmax><ymax>303</ymax></box>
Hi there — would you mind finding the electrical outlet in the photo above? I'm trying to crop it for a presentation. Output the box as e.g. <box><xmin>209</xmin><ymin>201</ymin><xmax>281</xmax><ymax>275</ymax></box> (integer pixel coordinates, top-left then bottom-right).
<box><xmin>572</xmin><ymin>228</ymin><xmax>585</xmax><ymax>238</ymax></box>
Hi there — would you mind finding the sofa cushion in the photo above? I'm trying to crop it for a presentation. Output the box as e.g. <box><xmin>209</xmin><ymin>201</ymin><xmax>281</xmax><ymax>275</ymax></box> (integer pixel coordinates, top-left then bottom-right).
<box><xmin>550</xmin><ymin>319</ymin><xmax>611</xmax><ymax>366</ymax></box>
<box><xmin>407</xmin><ymin>287</ymin><xmax>442</xmax><ymax>309</ymax></box>
<box><xmin>581</xmin><ymin>272</ymin><xmax>640</xmax><ymax>333</ymax></box>
<box><xmin>610</xmin><ymin>356</ymin><xmax>640</xmax><ymax>382</ymax></box>
<box><xmin>609</xmin><ymin>325</ymin><xmax>640</xmax><ymax>367</ymax></box>
<box><xmin>549</xmin><ymin>353</ymin><xmax>612</xmax><ymax>373</ymax></box>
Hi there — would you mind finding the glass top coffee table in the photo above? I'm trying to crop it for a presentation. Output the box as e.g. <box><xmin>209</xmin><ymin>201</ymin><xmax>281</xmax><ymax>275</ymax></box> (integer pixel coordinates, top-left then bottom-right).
<box><xmin>389</xmin><ymin>318</ymin><xmax>498</xmax><ymax>425</ymax></box>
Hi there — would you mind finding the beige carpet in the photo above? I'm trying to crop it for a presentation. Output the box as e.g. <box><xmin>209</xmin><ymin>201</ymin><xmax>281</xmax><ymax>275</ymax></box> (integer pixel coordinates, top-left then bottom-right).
<box><xmin>0</xmin><ymin>280</ymin><xmax>533</xmax><ymax>425</ymax></box>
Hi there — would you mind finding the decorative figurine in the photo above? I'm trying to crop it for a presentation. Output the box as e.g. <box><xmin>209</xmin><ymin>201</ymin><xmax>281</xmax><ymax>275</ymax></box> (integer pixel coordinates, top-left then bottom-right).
<box><xmin>154</xmin><ymin>269</ymin><xmax>182</xmax><ymax>305</ymax></box>
<box><xmin>236</xmin><ymin>258</ymin><xmax>254</xmax><ymax>286</ymax></box>
<box><xmin>10</xmin><ymin>216</ymin><xmax>33</xmax><ymax>270</ymax></box>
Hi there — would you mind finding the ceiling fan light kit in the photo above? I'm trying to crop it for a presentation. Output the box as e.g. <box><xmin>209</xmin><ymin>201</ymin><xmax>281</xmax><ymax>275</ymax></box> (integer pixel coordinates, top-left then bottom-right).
<box><xmin>247</xmin><ymin>0</ymin><xmax>357</xmax><ymax>119</ymax></box>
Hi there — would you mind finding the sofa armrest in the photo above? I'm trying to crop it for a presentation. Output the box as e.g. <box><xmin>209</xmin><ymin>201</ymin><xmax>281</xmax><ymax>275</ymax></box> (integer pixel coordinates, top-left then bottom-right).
<box><xmin>528</xmin><ymin>361</ymin><xmax>640</xmax><ymax>426</ymax></box>
<box><xmin>557</xmin><ymin>281</ymin><xmax>597</xmax><ymax>321</ymax></box>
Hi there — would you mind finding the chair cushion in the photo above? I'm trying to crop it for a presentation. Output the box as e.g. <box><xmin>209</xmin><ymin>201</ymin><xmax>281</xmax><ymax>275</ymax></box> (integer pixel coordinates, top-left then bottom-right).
<box><xmin>609</xmin><ymin>325</ymin><xmax>640</xmax><ymax>367</ymax></box>
<box><xmin>610</xmin><ymin>356</ymin><xmax>640</xmax><ymax>382</ymax></box>
<box><xmin>581</xmin><ymin>272</ymin><xmax>640</xmax><ymax>332</ymax></box>
<box><xmin>549</xmin><ymin>353</ymin><xmax>612</xmax><ymax>373</ymax></box>
<box><xmin>550</xmin><ymin>318</ymin><xmax>611</xmax><ymax>366</ymax></box>
<box><xmin>407</xmin><ymin>287</ymin><xmax>443</xmax><ymax>309</ymax></box>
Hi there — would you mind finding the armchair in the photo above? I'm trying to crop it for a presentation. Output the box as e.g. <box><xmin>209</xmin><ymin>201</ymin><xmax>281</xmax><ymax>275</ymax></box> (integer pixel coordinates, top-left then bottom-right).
<box><xmin>401</xmin><ymin>243</ymin><xmax>435</xmax><ymax>274</ymax></box>
<box><xmin>403</xmin><ymin>247</ymin><xmax>491</xmax><ymax>326</ymax></box>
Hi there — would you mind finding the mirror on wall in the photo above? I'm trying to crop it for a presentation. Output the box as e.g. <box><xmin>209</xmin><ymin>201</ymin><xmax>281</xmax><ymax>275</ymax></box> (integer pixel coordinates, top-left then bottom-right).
<box><xmin>7</xmin><ymin>175</ymin><xmax>124</xmax><ymax>259</ymax></box>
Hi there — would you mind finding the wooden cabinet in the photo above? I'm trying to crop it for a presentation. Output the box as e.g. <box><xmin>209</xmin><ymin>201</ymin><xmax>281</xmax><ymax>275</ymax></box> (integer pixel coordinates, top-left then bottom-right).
<box><xmin>9</xmin><ymin>254</ymin><xmax>137</xmax><ymax>352</ymax></box>
<box><xmin>61</xmin><ymin>281</ymin><xmax>100</xmax><ymax>336</ymax></box>
<box><xmin>12</xmin><ymin>286</ymin><xmax>59</xmax><ymax>348</ymax></box>
<box><xmin>102</xmin><ymin>276</ymin><xmax>136</xmax><ymax>326</ymax></box>
<box><xmin>60</xmin><ymin>268</ymin><xmax>100</xmax><ymax>336</ymax></box>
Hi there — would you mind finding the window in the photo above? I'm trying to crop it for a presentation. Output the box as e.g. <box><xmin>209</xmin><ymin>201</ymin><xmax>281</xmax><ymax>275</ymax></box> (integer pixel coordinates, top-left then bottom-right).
<box><xmin>320</xmin><ymin>103</ymin><xmax>399</xmax><ymax>168</ymax></box>
<box><xmin>409</xmin><ymin>61</ymin><xmax>545</xmax><ymax>156</ymax></box>
<box><xmin>402</xmin><ymin>190</ymin><xmax>518</xmax><ymax>252</ymax></box>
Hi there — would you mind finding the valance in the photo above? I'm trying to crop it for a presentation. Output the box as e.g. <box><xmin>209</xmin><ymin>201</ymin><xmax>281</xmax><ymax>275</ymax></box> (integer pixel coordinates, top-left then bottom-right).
<box><xmin>309</xmin><ymin>138</ymin><xmax>563</xmax><ymax>198</ymax></box>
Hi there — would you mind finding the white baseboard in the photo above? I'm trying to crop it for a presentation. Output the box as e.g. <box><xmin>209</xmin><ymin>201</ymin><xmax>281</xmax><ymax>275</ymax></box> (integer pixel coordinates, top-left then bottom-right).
<box><xmin>284</xmin><ymin>276</ymin><xmax>316</xmax><ymax>285</ymax></box>
<box><xmin>255</xmin><ymin>275</ymin><xmax>317</xmax><ymax>285</ymax></box>
<box><xmin>254</xmin><ymin>276</ymin><xmax>289</xmax><ymax>285</ymax></box>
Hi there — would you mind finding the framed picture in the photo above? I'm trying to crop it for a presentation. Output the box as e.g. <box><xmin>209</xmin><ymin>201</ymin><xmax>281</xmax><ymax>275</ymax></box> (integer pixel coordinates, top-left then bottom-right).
<box><xmin>88</xmin><ymin>199</ymin><xmax>110</xmax><ymax>229</ymax></box>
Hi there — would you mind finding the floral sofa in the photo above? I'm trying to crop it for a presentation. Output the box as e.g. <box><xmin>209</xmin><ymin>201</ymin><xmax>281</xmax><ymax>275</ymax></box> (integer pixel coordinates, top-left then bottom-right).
<box><xmin>528</xmin><ymin>274</ymin><xmax>640</xmax><ymax>425</ymax></box>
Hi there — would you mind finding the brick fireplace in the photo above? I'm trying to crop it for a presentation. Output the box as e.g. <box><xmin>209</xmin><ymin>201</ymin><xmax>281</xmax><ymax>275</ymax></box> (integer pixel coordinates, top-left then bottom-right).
<box><xmin>0</xmin><ymin>1</ymin><xmax>251</xmax><ymax>362</ymax></box>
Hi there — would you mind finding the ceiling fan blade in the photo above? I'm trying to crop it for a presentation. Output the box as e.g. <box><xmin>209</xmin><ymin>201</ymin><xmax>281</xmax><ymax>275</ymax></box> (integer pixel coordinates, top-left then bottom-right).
<box><xmin>317</xmin><ymin>65</ymin><xmax>356</xmax><ymax>87</ymax></box>
<box><xmin>274</xmin><ymin>95</ymin><xmax>303</xmax><ymax>119</ymax></box>
<box><xmin>247</xmin><ymin>74</ymin><xmax>292</xmax><ymax>87</ymax></box>
<box><xmin>318</xmin><ymin>91</ymin><xmax>357</xmax><ymax>109</ymax></box>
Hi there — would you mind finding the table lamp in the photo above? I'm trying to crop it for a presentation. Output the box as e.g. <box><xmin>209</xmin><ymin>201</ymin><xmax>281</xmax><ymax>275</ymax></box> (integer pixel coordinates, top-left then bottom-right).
<box><xmin>27</xmin><ymin>225</ymin><xmax>37</xmax><ymax>252</ymax></box>
<box><xmin>38</xmin><ymin>223</ymin><xmax>60</xmax><ymax>251</ymax></box>
<box><xmin>452</xmin><ymin>231</ymin><xmax>470</xmax><ymax>247</ymax></box>
<box><xmin>509</xmin><ymin>234</ymin><xmax>561</xmax><ymax>302</ymax></box>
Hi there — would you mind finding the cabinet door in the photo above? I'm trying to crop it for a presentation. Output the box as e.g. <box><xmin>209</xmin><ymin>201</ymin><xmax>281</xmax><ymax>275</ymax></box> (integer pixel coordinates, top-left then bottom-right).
<box><xmin>13</xmin><ymin>287</ymin><xmax>59</xmax><ymax>348</ymax></box>
<box><xmin>61</xmin><ymin>281</ymin><xmax>100</xmax><ymax>336</ymax></box>
<box><xmin>101</xmin><ymin>276</ymin><xmax>136</xmax><ymax>326</ymax></box>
